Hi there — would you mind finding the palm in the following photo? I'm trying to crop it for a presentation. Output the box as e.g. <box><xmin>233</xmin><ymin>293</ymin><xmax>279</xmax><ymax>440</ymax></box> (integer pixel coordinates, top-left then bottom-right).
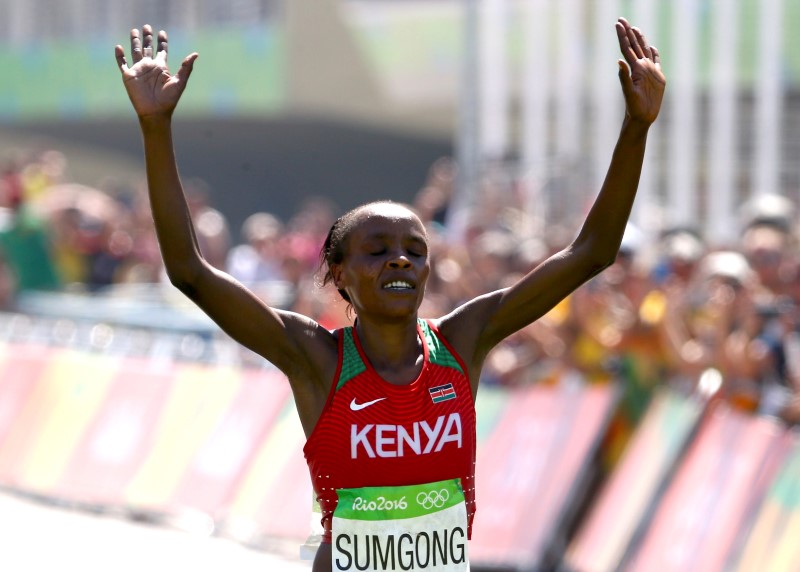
<box><xmin>115</xmin><ymin>26</ymin><xmax>197</xmax><ymax>120</ymax></box>
<box><xmin>122</xmin><ymin>59</ymin><xmax>183</xmax><ymax>117</ymax></box>
<box><xmin>626</xmin><ymin>59</ymin><xmax>666</xmax><ymax>124</ymax></box>
<box><xmin>616</xmin><ymin>18</ymin><xmax>666</xmax><ymax>125</ymax></box>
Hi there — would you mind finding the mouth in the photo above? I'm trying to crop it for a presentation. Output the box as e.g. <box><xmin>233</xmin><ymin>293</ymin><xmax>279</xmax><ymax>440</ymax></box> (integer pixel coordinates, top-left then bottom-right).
<box><xmin>382</xmin><ymin>280</ymin><xmax>415</xmax><ymax>291</ymax></box>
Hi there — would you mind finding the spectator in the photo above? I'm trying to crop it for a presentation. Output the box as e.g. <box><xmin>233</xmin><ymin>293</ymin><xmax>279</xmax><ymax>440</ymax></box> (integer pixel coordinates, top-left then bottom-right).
<box><xmin>226</xmin><ymin>212</ymin><xmax>287</xmax><ymax>289</ymax></box>
<box><xmin>412</xmin><ymin>156</ymin><xmax>456</xmax><ymax>227</ymax></box>
<box><xmin>741</xmin><ymin>222</ymin><xmax>797</xmax><ymax>303</ymax></box>
<box><xmin>0</xmin><ymin>166</ymin><xmax>61</xmax><ymax>293</ymax></box>
<box><xmin>660</xmin><ymin>251</ymin><xmax>770</xmax><ymax>410</ymax></box>
<box><xmin>0</xmin><ymin>250</ymin><xmax>16</xmax><ymax>309</ymax></box>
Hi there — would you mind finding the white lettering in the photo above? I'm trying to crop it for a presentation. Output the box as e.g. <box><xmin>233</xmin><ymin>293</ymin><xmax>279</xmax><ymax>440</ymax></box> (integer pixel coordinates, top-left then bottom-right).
<box><xmin>397</xmin><ymin>423</ymin><xmax>421</xmax><ymax>456</ymax></box>
<box><xmin>420</xmin><ymin>416</ymin><xmax>445</xmax><ymax>454</ymax></box>
<box><xmin>350</xmin><ymin>414</ymin><xmax>463</xmax><ymax>459</ymax></box>
<box><xmin>436</xmin><ymin>413</ymin><xmax>463</xmax><ymax>452</ymax></box>
<box><xmin>351</xmin><ymin>424</ymin><xmax>375</xmax><ymax>458</ymax></box>
<box><xmin>375</xmin><ymin>424</ymin><xmax>397</xmax><ymax>458</ymax></box>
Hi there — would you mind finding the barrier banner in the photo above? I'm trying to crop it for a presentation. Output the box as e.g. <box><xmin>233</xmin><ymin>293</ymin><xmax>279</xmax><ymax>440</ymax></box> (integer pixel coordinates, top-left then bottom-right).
<box><xmin>0</xmin><ymin>344</ymin><xmax>53</xmax><ymax>451</ymax></box>
<box><xmin>13</xmin><ymin>334</ymin><xmax>799</xmax><ymax>572</ymax></box>
<box><xmin>123</xmin><ymin>363</ymin><xmax>243</xmax><ymax>512</ymax></box>
<box><xmin>469</xmin><ymin>380</ymin><xmax>616</xmax><ymax>570</ymax></box>
<box><xmin>0</xmin><ymin>347</ymin><xmax>119</xmax><ymax>492</ymax></box>
<box><xmin>473</xmin><ymin>384</ymin><xmax>511</xmax><ymax>447</ymax></box>
<box><xmin>50</xmin><ymin>358</ymin><xmax>177</xmax><ymax>505</ymax></box>
<box><xmin>732</xmin><ymin>431</ymin><xmax>800</xmax><ymax>572</ymax></box>
<box><xmin>223</xmin><ymin>399</ymin><xmax>310</xmax><ymax>542</ymax></box>
<box><xmin>169</xmin><ymin>368</ymin><xmax>291</xmax><ymax>519</ymax></box>
<box><xmin>626</xmin><ymin>403</ymin><xmax>784</xmax><ymax>572</ymax></box>
<box><xmin>563</xmin><ymin>389</ymin><xmax>704</xmax><ymax>572</ymax></box>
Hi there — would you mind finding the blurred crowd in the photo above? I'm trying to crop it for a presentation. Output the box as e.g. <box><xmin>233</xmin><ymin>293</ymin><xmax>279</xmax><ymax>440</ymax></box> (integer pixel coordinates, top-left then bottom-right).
<box><xmin>2</xmin><ymin>147</ymin><xmax>800</xmax><ymax>445</ymax></box>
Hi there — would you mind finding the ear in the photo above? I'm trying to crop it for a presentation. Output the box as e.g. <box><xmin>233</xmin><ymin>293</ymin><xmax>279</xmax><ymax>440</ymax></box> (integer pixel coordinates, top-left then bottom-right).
<box><xmin>330</xmin><ymin>263</ymin><xmax>344</xmax><ymax>289</ymax></box>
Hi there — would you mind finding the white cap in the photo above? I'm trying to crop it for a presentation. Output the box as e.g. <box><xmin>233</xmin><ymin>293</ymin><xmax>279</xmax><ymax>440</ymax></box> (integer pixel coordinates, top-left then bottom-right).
<box><xmin>699</xmin><ymin>251</ymin><xmax>754</xmax><ymax>284</ymax></box>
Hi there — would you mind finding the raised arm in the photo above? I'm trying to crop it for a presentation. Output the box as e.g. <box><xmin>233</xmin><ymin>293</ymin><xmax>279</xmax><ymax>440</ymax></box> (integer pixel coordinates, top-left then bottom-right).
<box><xmin>114</xmin><ymin>27</ymin><xmax>337</xmax><ymax>431</ymax></box>
<box><xmin>439</xmin><ymin>18</ymin><xmax>666</xmax><ymax>386</ymax></box>
<box><xmin>115</xmin><ymin>27</ymin><xmax>202</xmax><ymax>290</ymax></box>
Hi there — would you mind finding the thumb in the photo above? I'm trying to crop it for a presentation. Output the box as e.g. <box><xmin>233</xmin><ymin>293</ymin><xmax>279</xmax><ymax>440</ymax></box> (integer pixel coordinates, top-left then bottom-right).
<box><xmin>114</xmin><ymin>45</ymin><xmax>129</xmax><ymax>74</ymax></box>
<box><xmin>617</xmin><ymin>59</ymin><xmax>633</xmax><ymax>98</ymax></box>
<box><xmin>175</xmin><ymin>52</ymin><xmax>198</xmax><ymax>84</ymax></box>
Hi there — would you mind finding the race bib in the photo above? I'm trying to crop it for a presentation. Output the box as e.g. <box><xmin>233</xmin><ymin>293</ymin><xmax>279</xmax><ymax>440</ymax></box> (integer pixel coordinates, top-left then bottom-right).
<box><xmin>332</xmin><ymin>479</ymin><xmax>469</xmax><ymax>571</ymax></box>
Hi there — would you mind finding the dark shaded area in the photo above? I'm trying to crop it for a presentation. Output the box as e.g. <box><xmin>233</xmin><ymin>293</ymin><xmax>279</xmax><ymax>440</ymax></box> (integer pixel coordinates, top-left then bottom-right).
<box><xmin>9</xmin><ymin>116</ymin><xmax>452</xmax><ymax>233</ymax></box>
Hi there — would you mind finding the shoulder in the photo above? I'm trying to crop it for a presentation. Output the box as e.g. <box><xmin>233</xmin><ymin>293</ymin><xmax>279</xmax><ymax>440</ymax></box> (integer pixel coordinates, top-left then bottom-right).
<box><xmin>274</xmin><ymin>309</ymin><xmax>340</xmax><ymax>380</ymax></box>
<box><xmin>278</xmin><ymin>313</ymin><xmax>343</xmax><ymax>434</ymax></box>
<box><xmin>431</xmin><ymin>290</ymin><xmax>505</xmax><ymax>369</ymax></box>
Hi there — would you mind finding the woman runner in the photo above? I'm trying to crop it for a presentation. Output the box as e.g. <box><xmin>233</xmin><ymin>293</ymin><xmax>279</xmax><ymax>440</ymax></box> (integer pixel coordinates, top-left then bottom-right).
<box><xmin>114</xmin><ymin>17</ymin><xmax>665</xmax><ymax>572</ymax></box>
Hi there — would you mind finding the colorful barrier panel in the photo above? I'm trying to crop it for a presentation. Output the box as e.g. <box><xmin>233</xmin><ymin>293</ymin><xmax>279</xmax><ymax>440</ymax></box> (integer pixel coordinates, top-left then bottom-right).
<box><xmin>222</xmin><ymin>399</ymin><xmax>311</xmax><ymax>543</ymax></box>
<box><xmin>0</xmin><ymin>341</ymin><xmax>296</xmax><ymax>526</ymax></box>
<box><xmin>0</xmin><ymin>344</ymin><xmax>52</xmax><ymax>451</ymax></box>
<box><xmin>473</xmin><ymin>385</ymin><xmax>511</xmax><ymax>447</ymax></box>
<box><xmin>122</xmin><ymin>362</ymin><xmax>246</xmax><ymax>513</ymax></box>
<box><xmin>625</xmin><ymin>403</ymin><xmax>786</xmax><ymax>572</ymax></box>
<box><xmin>0</xmin><ymin>347</ymin><xmax>120</xmax><ymax>492</ymax></box>
<box><xmin>563</xmin><ymin>389</ymin><xmax>705</xmax><ymax>572</ymax></box>
<box><xmin>469</xmin><ymin>380</ymin><xmax>617</xmax><ymax>570</ymax></box>
<box><xmin>730</xmin><ymin>431</ymin><xmax>800</xmax><ymax>572</ymax></box>
<box><xmin>169</xmin><ymin>368</ymin><xmax>291</xmax><ymax>520</ymax></box>
<box><xmin>50</xmin><ymin>358</ymin><xmax>178</xmax><ymax>506</ymax></box>
<box><xmin>9</xmin><ymin>335</ymin><xmax>798</xmax><ymax>571</ymax></box>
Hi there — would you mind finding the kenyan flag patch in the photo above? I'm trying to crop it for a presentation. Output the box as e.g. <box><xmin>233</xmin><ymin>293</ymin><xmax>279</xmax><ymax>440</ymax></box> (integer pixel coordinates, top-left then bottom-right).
<box><xmin>429</xmin><ymin>383</ymin><xmax>457</xmax><ymax>404</ymax></box>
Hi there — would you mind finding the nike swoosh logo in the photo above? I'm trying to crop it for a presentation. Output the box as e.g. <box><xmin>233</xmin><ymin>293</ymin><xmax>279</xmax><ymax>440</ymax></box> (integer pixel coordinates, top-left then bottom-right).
<box><xmin>350</xmin><ymin>397</ymin><xmax>387</xmax><ymax>411</ymax></box>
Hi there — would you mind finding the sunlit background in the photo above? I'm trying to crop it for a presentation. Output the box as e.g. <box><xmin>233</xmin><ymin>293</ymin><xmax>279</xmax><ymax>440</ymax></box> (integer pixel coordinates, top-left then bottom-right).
<box><xmin>0</xmin><ymin>1</ymin><xmax>799</xmax><ymax>571</ymax></box>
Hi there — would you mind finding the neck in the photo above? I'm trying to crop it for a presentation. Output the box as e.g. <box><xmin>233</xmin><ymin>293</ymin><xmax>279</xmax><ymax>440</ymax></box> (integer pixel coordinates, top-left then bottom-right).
<box><xmin>354</xmin><ymin>315</ymin><xmax>421</xmax><ymax>371</ymax></box>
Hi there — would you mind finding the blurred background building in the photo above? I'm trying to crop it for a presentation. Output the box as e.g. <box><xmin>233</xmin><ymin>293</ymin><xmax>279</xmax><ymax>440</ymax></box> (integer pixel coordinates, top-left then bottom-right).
<box><xmin>0</xmin><ymin>0</ymin><xmax>798</xmax><ymax>240</ymax></box>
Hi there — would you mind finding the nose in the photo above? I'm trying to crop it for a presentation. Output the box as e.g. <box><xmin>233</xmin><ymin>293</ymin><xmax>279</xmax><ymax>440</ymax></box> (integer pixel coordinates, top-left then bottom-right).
<box><xmin>387</xmin><ymin>255</ymin><xmax>412</xmax><ymax>269</ymax></box>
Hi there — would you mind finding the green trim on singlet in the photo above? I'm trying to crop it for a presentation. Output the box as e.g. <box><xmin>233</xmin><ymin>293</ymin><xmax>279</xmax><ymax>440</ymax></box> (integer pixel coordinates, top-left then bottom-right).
<box><xmin>336</xmin><ymin>328</ymin><xmax>366</xmax><ymax>391</ymax></box>
<box><xmin>419</xmin><ymin>319</ymin><xmax>464</xmax><ymax>374</ymax></box>
<box><xmin>335</xmin><ymin>320</ymin><xmax>463</xmax><ymax>392</ymax></box>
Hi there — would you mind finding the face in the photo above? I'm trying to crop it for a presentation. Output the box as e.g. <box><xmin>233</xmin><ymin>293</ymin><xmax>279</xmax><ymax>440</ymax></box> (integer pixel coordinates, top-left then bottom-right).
<box><xmin>331</xmin><ymin>204</ymin><xmax>430</xmax><ymax>319</ymax></box>
<box><xmin>743</xmin><ymin>226</ymin><xmax>787</xmax><ymax>287</ymax></box>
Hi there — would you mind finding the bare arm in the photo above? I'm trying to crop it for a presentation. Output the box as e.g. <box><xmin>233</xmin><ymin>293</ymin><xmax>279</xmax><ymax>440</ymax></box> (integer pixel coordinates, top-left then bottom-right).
<box><xmin>114</xmin><ymin>27</ymin><xmax>337</xmax><ymax>430</ymax></box>
<box><xmin>439</xmin><ymin>18</ymin><xmax>666</xmax><ymax>387</ymax></box>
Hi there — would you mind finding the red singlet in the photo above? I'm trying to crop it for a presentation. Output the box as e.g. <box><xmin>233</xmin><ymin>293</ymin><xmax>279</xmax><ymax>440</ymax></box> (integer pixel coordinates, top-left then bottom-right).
<box><xmin>303</xmin><ymin>318</ymin><xmax>477</xmax><ymax>544</ymax></box>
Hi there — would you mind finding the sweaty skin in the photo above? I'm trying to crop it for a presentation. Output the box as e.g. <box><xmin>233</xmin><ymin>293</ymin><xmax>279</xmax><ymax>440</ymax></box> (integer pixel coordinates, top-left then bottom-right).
<box><xmin>114</xmin><ymin>17</ymin><xmax>665</xmax><ymax>572</ymax></box>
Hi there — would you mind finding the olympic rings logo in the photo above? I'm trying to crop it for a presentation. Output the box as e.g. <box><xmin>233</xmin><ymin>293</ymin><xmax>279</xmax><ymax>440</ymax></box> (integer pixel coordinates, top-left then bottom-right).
<box><xmin>416</xmin><ymin>489</ymin><xmax>450</xmax><ymax>510</ymax></box>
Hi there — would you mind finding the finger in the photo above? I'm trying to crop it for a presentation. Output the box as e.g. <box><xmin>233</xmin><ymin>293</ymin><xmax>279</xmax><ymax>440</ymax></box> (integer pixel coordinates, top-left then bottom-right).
<box><xmin>174</xmin><ymin>53</ymin><xmax>199</xmax><ymax>85</ymax></box>
<box><xmin>651</xmin><ymin>46</ymin><xmax>661</xmax><ymax>66</ymax></box>
<box><xmin>615</xmin><ymin>21</ymin><xmax>638</xmax><ymax>67</ymax></box>
<box><xmin>114</xmin><ymin>45</ymin><xmax>129</xmax><ymax>73</ymax></box>
<box><xmin>130</xmin><ymin>28</ymin><xmax>142</xmax><ymax>63</ymax></box>
<box><xmin>617</xmin><ymin>59</ymin><xmax>633</xmax><ymax>98</ymax></box>
<box><xmin>633</xmin><ymin>27</ymin><xmax>653</xmax><ymax>60</ymax></box>
<box><xmin>626</xmin><ymin>26</ymin><xmax>646</xmax><ymax>60</ymax></box>
<box><xmin>156</xmin><ymin>29</ymin><xmax>168</xmax><ymax>64</ymax></box>
<box><xmin>142</xmin><ymin>24</ymin><xmax>154</xmax><ymax>59</ymax></box>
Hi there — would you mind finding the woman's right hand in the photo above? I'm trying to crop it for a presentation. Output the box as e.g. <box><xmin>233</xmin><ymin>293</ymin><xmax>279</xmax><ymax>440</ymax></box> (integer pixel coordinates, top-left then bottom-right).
<box><xmin>114</xmin><ymin>25</ymin><xmax>198</xmax><ymax>121</ymax></box>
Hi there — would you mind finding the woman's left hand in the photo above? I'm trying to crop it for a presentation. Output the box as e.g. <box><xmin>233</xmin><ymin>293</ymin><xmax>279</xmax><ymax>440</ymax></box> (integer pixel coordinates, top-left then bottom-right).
<box><xmin>114</xmin><ymin>25</ymin><xmax>198</xmax><ymax>121</ymax></box>
<box><xmin>616</xmin><ymin>17</ymin><xmax>666</xmax><ymax>125</ymax></box>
